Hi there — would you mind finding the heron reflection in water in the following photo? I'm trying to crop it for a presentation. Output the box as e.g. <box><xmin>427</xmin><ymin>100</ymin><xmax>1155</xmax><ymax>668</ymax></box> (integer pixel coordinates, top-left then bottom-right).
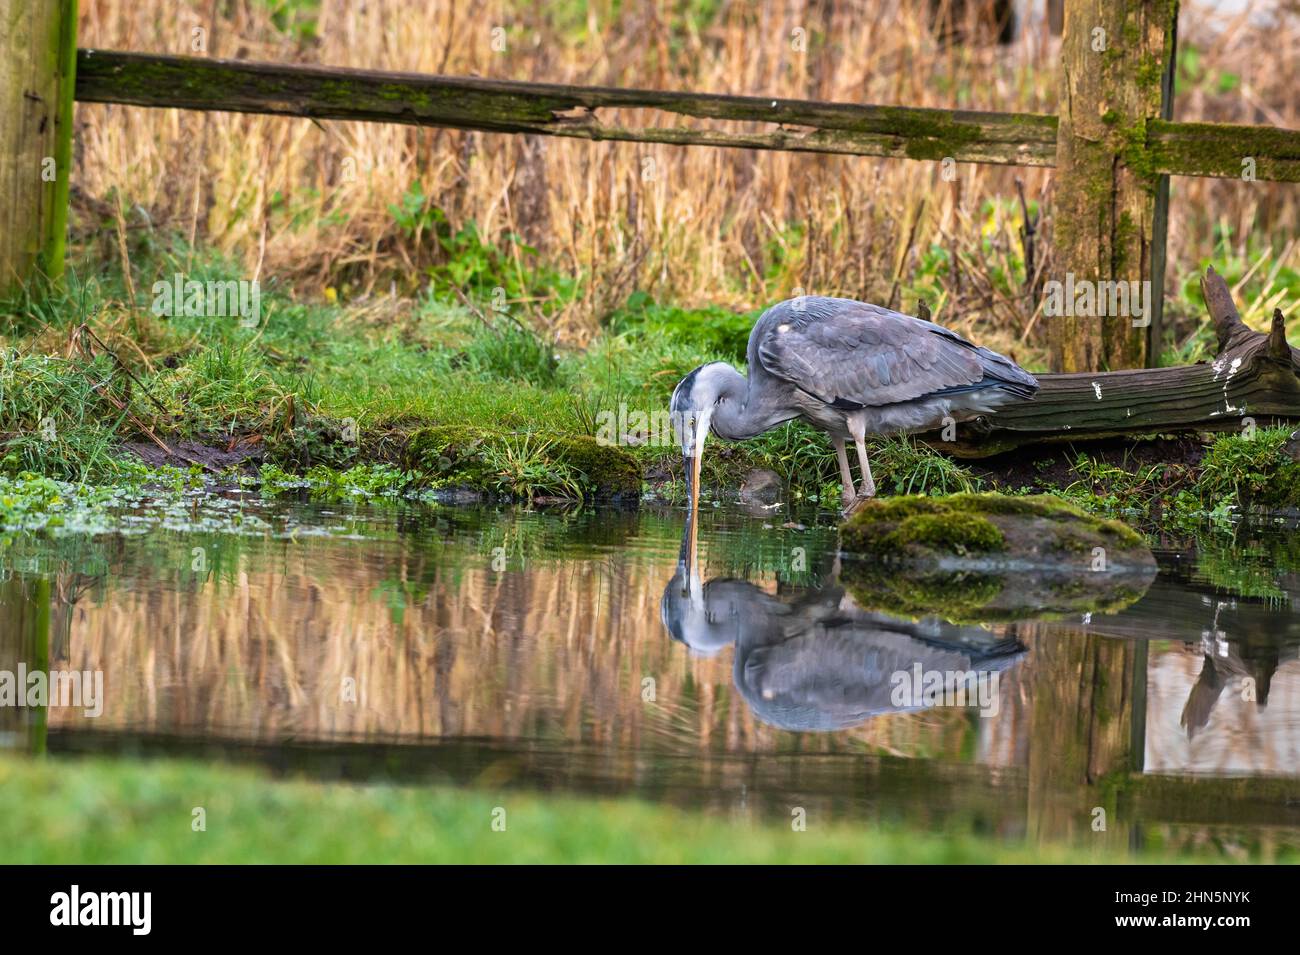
<box><xmin>659</xmin><ymin>520</ymin><xmax>1025</xmax><ymax>732</ymax></box>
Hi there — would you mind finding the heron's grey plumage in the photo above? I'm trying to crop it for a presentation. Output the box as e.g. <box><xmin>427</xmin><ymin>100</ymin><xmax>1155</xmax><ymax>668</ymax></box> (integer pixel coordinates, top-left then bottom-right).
<box><xmin>750</xmin><ymin>297</ymin><xmax>1037</xmax><ymax>425</ymax></box>
<box><xmin>659</xmin><ymin>570</ymin><xmax>1026</xmax><ymax>732</ymax></box>
<box><xmin>670</xmin><ymin>296</ymin><xmax>1039</xmax><ymax>506</ymax></box>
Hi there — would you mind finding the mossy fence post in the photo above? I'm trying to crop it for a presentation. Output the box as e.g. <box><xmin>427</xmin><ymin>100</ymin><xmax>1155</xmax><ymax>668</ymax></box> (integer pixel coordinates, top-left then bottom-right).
<box><xmin>1050</xmin><ymin>0</ymin><xmax>1178</xmax><ymax>373</ymax></box>
<box><xmin>0</xmin><ymin>0</ymin><xmax>78</xmax><ymax>298</ymax></box>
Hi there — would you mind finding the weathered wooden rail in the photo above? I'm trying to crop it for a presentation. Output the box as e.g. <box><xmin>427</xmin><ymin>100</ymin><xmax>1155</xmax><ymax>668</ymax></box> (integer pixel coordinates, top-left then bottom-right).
<box><xmin>71</xmin><ymin>50</ymin><xmax>1300</xmax><ymax>182</ymax></box>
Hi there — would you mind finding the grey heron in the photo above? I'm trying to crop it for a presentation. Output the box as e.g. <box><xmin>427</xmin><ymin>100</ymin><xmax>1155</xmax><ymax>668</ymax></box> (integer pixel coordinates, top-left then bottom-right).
<box><xmin>659</xmin><ymin>504</ymin><xmax>1025</xmax><ymax>731</ymax></box>
<box><xmin>670</xmin><ymin>296</ymin><xmax>1039</xmax><ymax>511</ymax></box>
<box><xmin>659</xmin><ymin>565</ymin><xmax>1025</xmax><ymax>731</ymax></box>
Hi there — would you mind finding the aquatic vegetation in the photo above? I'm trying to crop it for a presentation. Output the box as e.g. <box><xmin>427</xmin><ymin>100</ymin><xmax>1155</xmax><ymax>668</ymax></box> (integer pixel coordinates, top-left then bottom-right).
<box><xmin>0</xmin><ymin>473</ymin><xmax>117</xmax><ymax>531</ymax></box>
<box><xmin>480</xmin><ymin>433</ymin><xmax>583</xmax><ymax>501</ymax></box>
<box><xmin>259</xmin><ymin>462</ymin><xmax>424</xmax><ymax>502</ymax></box>
<box><xmin>406</xmin><ymin>425</ymin><xmax>640</xmax><ymax>500</ymax></box>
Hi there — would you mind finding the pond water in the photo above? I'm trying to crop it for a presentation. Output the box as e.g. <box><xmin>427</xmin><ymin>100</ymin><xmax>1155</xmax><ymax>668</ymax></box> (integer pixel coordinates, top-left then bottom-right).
<box><xmin>2</xmin><ymin>493</ymin><xmax>1299</xmax><ymax>860</ymax></box>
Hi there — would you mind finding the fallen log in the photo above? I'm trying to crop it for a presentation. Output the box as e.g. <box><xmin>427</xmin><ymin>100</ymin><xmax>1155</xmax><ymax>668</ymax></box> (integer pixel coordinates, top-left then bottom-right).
<box><xmin>927</xmin><ymin>267</ymin><xmax>1300</xmax><ymax>457</ymax></box>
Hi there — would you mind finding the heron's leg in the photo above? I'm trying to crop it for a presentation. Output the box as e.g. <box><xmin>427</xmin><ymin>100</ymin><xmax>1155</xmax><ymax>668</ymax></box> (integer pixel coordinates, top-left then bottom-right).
<box><xmin>853</xmin><ymin>437</ymin><xmax>877</xmax><ymax>498</ymax></box>
<box><xmin>832</xmin><ymin>438</ymin><xmax>855</xmax><ymax>505</ymax></box>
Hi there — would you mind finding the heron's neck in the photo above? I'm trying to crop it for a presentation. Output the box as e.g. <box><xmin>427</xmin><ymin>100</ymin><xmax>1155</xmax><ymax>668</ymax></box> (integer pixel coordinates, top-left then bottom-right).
<box><xmin>711</xmin><ymin>365</ymin><xmax>791</xmax><ymax>440</ymax></box>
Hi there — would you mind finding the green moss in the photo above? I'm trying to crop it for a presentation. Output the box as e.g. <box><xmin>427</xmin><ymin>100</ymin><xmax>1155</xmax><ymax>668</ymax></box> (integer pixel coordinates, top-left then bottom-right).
<box><xmin>1053</xmin><ymin>526</ymin><xmax>1092</xmax><ymax>553</ymax></box>
<box><xmin>1146</xmin><ymin>120</ymin><xmax>1300</xmax><ymax>183</ymax></box>
<box><xmin>841</xmin><ymin>492</ymin><xmax>1145</xmax><ymax>559</ymax></box>
<box><xmin>942</xmin><ymin>492</ymin><xmax>1079</xmax><ymax>518</ymax></box>
<box><xmin>881</xmin><ymin>512</ymin><xmax>1004</xmax><ymax>556</ymax></box>
<box><xmin>1120</xmin><ymin>117</ymin><xmax>1161</xmax><ymax>189</ymax></box>
<box><xmin>872</xmin><ymin>107</ymin><xmax>982</xmax><ymax>162</ymax></box>
<box><xmin>843</xmin><ymin>569</ymin><xmax>1004</xmax><ymax>622</ymax></box>
<box><xmin>845</xmin><ymin>495</ymin><xmax>948</xmax><ymax>522</ymax></box>
<box><xmin>545</xmin><ymin>434</ymin><xmax>642</xmax><ymax>496</ymax></box>
<box><xmin>406</xmin><ymin>425</ymin><xmax>489</xmax><ymax>472</ymax></box>
<box><xmin>1135</xmin><ymin>53</ymin><xmax>1165</xmax><ymax>90</ymax></box>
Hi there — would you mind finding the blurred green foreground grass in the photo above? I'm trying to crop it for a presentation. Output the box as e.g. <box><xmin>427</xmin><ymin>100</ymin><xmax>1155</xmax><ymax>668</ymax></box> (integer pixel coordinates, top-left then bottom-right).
<box><xmin>0</xmin><ymin>754</ymin><xmax>1221</xmax><ymax>864</ymax></box>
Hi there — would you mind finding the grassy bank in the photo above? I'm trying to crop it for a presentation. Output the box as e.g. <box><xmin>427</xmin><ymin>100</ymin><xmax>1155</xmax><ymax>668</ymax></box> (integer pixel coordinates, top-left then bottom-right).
<box><xmin>3</xmin><ymin>236</ymin><xmax>1300</xmax><ymax>520</ymax></box>
<box><xmin>0</xmin><ymin>753</ymin><xmax>1213</xmax><ymax>864</ymax></box>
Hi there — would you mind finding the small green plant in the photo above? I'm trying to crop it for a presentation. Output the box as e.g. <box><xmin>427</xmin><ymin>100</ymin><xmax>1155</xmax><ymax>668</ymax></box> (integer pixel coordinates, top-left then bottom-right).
<box><xmin>0</xmin><ymin>473</ymin><xmax>118</xmax><ymax>530</ymax></box>
<box><xmin>481</xmin><ymin>432</ymin><xmax>583</xmax><ymax>501</ymax></box>
<box><xmin>871</xmin><ymin>434</ymin><xmax>981</xmax><ymax>496</ymax></box>
<box><xmin>1197</xmin><ymin>427</ymin><xmax>1300</xmax><ymax>511</ymax></box>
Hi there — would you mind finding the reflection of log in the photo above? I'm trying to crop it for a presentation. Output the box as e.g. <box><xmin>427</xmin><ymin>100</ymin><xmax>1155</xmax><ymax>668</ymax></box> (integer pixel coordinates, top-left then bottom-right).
<box><xmin>927</xmin><ymin>268</ymin><xmax>1300</xmax><ymax>457</ymax></box>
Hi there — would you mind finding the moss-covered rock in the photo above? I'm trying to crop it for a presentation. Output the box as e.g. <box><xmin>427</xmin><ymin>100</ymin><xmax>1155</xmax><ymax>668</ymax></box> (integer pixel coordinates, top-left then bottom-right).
<box><xmin>841</xmin><ymin>492</ymin><xmax>1143</xmax><ymax>560</ymax></box>
<box><xmin>839</xmin><ymin>492</ymin><xmax>1156</xmax><ymax>623</ymax></box>
<box><xmin>880</xmin><ymin>512</ymin><xmax>1005</xmax><ymax>557</ymax></box>
<box><xmin>845</xmin><ymin>570</ymin><xmax>1007</xmax><ymax>622</ymax></box>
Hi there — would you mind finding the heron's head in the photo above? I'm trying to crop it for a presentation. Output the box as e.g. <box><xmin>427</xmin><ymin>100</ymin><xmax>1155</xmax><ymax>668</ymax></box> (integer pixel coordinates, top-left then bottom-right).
<box><xmin>670</xmin><ymin>362</ymin><xmax>734</xmax><ymax>515</ymax></box>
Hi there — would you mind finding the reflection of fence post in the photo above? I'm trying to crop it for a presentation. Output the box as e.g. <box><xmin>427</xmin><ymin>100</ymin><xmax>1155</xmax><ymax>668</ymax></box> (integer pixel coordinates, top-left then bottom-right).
<box><xmin>0</xmin><ymin>0</ymin><xmax>79</xmax><ymax>296</ymax></box>
<box><xmin>1050</xmin><ymin>0</ymin><xmax>1178</xmax><ymax>372</ymax></box>
<box><xmin>30</xmin><ymin>578</ymin><xmax>51</xmax><ymax>754</ymax></box>
<box><xmin>0</xmin><ymin>576</ymin><xmax>52</xmax><ymax>754</ymax></box>
<box><xmin>1026</xmin><ymin>627</ymin><xmax>1138</xmax><ymax>848</ymax></box>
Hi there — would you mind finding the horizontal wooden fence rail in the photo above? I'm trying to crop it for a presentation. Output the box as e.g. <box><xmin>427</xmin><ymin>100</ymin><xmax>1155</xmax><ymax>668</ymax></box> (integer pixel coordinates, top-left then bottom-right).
<box><xmin>75</xmin><ymin>50</ymin><xmax>1300</xmax><ymax>183</ymax></box>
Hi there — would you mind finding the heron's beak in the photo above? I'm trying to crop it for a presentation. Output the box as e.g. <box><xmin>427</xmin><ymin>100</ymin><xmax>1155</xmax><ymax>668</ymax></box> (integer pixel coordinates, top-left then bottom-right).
<box><xmin>678</xmin><ymin>408</ymin><xmax>705</xmax><ymax>516</ymax></box>
<box><xmin>682</xmin><ymin>448</ymin><xmax>702</xmax><ymax>562</ymax></box>
<box><xmin>684</xmin><ymin>447</ymin><xmax>702</xmax><ymax>513</ymax></box>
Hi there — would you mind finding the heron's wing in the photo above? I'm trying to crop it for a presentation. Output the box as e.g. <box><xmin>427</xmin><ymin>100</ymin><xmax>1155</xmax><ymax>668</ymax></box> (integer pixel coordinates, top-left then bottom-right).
<box><xmin>756</xmin><ymin>300</ymin><xmax>985</xmax><ymax>408</ymax></box>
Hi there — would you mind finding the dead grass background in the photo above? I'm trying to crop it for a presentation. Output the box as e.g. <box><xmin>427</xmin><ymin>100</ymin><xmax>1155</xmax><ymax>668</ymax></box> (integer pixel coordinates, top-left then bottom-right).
<box><xmin>71</xmin><ymin>0</ymin><xmax>1300</xmax><ymax>355</ymax></box>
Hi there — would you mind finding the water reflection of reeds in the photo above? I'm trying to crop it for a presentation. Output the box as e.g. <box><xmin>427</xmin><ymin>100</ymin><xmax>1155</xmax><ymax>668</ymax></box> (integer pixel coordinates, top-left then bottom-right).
<box><xmin>0</xmin><ymin>507</ymin><xmax>988</xmax><ymax>757</ymax></box>
<box><xmin>50</xmin><ymin>540</ymin><xmax>1017</xmax><ymax>761</ymax></box>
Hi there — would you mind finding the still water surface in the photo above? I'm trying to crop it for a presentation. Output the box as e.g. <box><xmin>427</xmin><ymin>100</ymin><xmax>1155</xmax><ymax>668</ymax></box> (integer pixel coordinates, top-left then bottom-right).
<box><xmin>3</xmin><ymin>493</ymin><xmax>1299</xmax><ymax>859</ymax></box>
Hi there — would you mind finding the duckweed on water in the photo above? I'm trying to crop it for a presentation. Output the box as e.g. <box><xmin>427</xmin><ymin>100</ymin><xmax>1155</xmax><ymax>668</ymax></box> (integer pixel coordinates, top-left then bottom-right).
<box><xmin>0</xmin><ymin>473</ymin><xmax>118</xmax><ymax>531</ymax></box>
<box><xmin>259</xmin><ymin>463</ymin><xmax>430</xmax><ymax>502</ymax></box>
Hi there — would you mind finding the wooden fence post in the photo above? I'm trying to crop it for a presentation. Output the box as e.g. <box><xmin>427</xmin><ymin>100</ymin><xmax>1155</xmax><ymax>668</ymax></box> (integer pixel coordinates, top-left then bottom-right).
<box><xmin>1050</xmin><ymin>0</ymin><xmax>1178</xmax><ymax>372</ymax></box>
<box><xmin>0</xmin><ymin>0</ymin><xmax>79</xmax><ymax>297</ymax></box>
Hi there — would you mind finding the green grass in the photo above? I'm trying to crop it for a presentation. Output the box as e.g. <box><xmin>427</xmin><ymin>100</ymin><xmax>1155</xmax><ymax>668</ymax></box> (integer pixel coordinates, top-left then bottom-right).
<box><xmin>1197</xmin><ymin>426</ymin><xmax>1300</xmax><ymax>511</ymax></box>
<box><xmin>0</xmin><ymin>753</ymin><xmax>1203</xmax><ymax>864</ymax></box>
<box><xmin>4</xmin><ymin>235</ymin><xmax>1300</xmax><ymax>515</ymax></box>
